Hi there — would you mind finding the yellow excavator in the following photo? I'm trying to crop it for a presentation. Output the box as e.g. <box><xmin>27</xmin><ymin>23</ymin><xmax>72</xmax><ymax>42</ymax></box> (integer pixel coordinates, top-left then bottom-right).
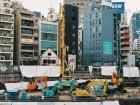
<box><xmin>74</xmin><ymin>72</ymin><xmax>122</xmax><ymax>97</ymax></box>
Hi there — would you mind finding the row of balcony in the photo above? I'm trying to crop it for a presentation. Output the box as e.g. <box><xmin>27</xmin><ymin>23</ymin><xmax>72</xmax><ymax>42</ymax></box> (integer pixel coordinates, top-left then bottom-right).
<box><xmin>120</xmin><ymin>36</ymin><xmax>130</xmax><ymax>39</ymax></box>
<box><xmin>0</xmin><ymin>55</ymin><xmax>12</xmax><ymax>61</ymax></box>
<box><xmin>0</xmin><ymin>9</ymin><xmax>13</xmax><ymax>16</ymax></box>
<box><xmin>0</xmin><ymin>19</ymin><xmax>13</xmax><ymax>23</ymax></box>
<box><xmin>122</xmin><ymin>59</ymin><xmax>127</xmax><ymax>62</ymax></box>
<box><xmin>121</xmin><ymin>47</ymin><xmax>130</xmax><ymax>51</ymax></box>
<box><xmin>0</xmin><ymin>39</ymin><xmax>12</xmax><ymax>44</ymax></box>
<box><xmin>0</xmin><ymin>23</ymin><xmax>13</xmax><ymax>29</ymax></box>
<box><xmin>120</xmin><ymin>30</ymin><xmax>129</xmax><ymax>34</ymax></box>
<box><xmin>0</xmin><ymin>47</ymin><xmax>12</xmax><ymax>52</ymax></box>
<box><xmin>21</xmin><ymin>40</ymin><xmax>38</xmax><ymax>45</ymax></box>
<box><xmin>120</xmin><ymin>42</ymin><xmax>130</xmax><ymax>45</ymax></box>
<box><xmin>0</xmin><ymin>34</ymin><xmax>13</xmax><ymax>38</ymax></box>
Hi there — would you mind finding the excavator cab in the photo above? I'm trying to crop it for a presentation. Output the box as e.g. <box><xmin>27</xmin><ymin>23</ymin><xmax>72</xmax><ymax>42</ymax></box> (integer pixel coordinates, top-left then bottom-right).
<box><xmin>27</xmin><ymin>76</ymin><xmax>48</xmax><ymax>91</ymax></box>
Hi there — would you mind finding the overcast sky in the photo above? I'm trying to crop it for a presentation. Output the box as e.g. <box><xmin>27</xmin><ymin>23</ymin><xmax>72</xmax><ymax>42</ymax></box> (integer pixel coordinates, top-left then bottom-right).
<box><xmin>11</xmin><ymin>0</ymin><xmax>140</xmax><ymax>23</ymax></box>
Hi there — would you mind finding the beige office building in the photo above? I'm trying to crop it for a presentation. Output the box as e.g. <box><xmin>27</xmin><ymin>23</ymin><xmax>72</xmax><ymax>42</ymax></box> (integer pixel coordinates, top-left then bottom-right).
<box><xmin>12</xmin><ymin>1</ymin><xmax>39</xmax><ymax>65</ymax></box>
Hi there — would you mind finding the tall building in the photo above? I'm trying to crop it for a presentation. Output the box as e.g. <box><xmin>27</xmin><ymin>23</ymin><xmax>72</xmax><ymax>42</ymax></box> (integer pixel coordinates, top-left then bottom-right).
<box><xmin>78</xmin><ymin>17</ymin><xmax>83</xmax><ymax>65</ymax></box>
<box><xmin>120</xmin><ymin>12</ymin><xmax>130</xmax><ymax>66</ymax></box>
<box><xmin>120</xmin><ymin>25</ymin><xmax>130</xmax><ymax>66</ymax></box>
<box><xmin>12</xmin><ymin>1</ymin><xmax>39</xmax><ymax>65</ymax></box>
<box><xmin>83</xmin><ymin>4</ymin><xmax>120</xmax><ymax>66</ymax></box>
<box><xmin>39</xmin><ymin>19</ymin><xmax>58</xmax><ymax>55</ymax></box>
<box><xmin>64</xmin><ymin>0</ymin><xmax>97</xmax><ymax>24</ymax></box>
<box><xmin>132</xmin><ymin>50</ymin><xmax>140</xmax><ymax>68</ymax></box>
<box><xmin>64</xmin><ymin>0</ymin><xmax>99</xmax><ymax>66</ymax></box>
<box><xmin>0</xmin><ymin>0</ymin><xmax>14</xmax><ymax>67</ymax></box>
<box><xmin>133</xmin><ymin>36</ymin><xmax>140</xmax><ymax>50</ymax></box>
<box><xmin>47</xmin><ymin>8</ymin><xmax>59</xmax><ymax>22</ymax></box>
<box><xmin>131</xmin><ymin>12</ymin><xmax>140</xmax><ymax>41</ymax></box>
<box><xmin>39</xmin><ymin>8</ymin><xmax>59</xmax><ymax>56</ymax></box>
<box><xmin>63</xmin><ymin>4</ymin><xmax>79</xmax><ymax>65</ymax></box>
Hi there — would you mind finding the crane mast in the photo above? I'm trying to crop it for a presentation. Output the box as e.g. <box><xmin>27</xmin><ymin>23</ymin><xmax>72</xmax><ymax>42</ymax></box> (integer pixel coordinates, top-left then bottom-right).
<box><xmin>58</xmin><ymin>6</ymin><xmax>66</xmax><ymax>77</ymax></box>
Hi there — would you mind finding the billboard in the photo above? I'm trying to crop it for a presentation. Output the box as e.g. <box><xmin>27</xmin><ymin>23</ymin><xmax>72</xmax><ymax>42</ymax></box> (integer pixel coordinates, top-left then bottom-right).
<box><xmin>102</xmin><ymin>0</ymin><xmax>112</xmax><ymax>7</ymax></box>
<box><xmin>112</xmin><ymin>2</ymin><xmax>125</xmax><ymax>14</ymax></box>
<box><xmin>103</xmin><ymin>41</ymin><xmax>112</xmax><ymax>54</ymax></box>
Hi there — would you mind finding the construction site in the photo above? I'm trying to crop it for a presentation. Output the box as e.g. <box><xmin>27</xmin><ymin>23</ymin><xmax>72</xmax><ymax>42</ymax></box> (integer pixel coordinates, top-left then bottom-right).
<box><xmin>0</xmin><ymin>1</ymin><xmax>140</xmax><ymax>105</ymax></box>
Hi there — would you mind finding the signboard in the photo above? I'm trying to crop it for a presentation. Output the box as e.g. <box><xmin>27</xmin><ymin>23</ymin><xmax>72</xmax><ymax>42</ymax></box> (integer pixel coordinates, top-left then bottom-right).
<box><xmin>21</xmin><ymin>39</ymin><xmax>33</xmax><ymax>43</ymax></box>
<box><xmin>112</xmin><ymin>2</ymin><xmax>125</xmax><ymax>14</ymax></box>
<box><xmin>103</xmin><ymin>41</ymin><xmax>112</xmax><ymax>54</ymax></box>
<box><xmin>102</xmin><ymin>0</ymin><xmax>112</xmax><ymax>7</ymax></box>
<box><xmin>68</xmin><ymin>55</ymin><xmax>76</xmax><ymax>71</ymax></box>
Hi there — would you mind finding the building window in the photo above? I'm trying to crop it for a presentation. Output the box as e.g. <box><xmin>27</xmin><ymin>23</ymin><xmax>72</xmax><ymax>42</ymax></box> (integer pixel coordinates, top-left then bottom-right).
<box><xmin>72</xmin><ymin>33</ymin><xmax>75</xmax><ymax>37</ymax></box>
<box><xmin>72</xmin><ymin>42</ymin><xmax>75</xmax><ymax>45</ymax></box>
<box><xmin>72</xmin><ymin>25</ymin><xmax>75</xmax><ymax>29</ymax></box>
<box><xmin>52</xmin><ymin>60</ymin><xmax>56</xmax><ymax>64</ymax></box>
<box><xmin>72</xmin><ymin>50</ymin><xmax>75</xmax><ymax>54</ymax></box>
<box><xmin>99</xmin><ymin>19</ymin><xmax>101</xmax><ymax>25</ymax></box>
<box><xmin>48</xmin><ymin>53</ymin><xmax>51</xmax><ymax>56</ymax></box>
<box><xmin>72</xmin><ymin>9</ymin><xmax>76</xmax><ymax>21</ymax></box>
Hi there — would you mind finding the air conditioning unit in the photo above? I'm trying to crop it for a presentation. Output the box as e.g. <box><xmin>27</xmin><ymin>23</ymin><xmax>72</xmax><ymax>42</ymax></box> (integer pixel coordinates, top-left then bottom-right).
<box><xmin>0</xmin><ymin>66</ymin><xmax>6</xmax><ymax>72</ymax></box>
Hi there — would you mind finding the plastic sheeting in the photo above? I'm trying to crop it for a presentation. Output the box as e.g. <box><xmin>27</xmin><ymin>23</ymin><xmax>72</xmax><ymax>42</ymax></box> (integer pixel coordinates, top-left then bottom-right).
<box><xmin>47</xmin><ymin>81</ymin><xmax>59</xmax><ymax>87</ymax></box>
<box><xmin>0</xmin><ymin>101</ymin><xmax>120</xmax><ymax>105</ymax></box>
<box><xmin>20</xmin><ymin>66</ymin><xmax>61</xmax><ymax>78</ymax></box>
<box><xmin>5</xmin><ymin>82</ymin><xmax>29</xmax><ymax>91</ymax></box>
<box><xmin>123</xmin><ymin>67</ymin><xmax>140</xmax><ymax>77</ymax></box>
<box><xmin>20</xmin><ymin>66</ymin><xmax>37</xmax><ymax>78</ymax></box>
<box><xmin>55</xmin><ymin>102</ymin><xmax>100</xmax><ymax>105</ymax></box>
<box><xmin>101</xmin><ymin>66</ymin><xmax>117</xmax><ymax>76</ymax></box>
<box><xmin>12</xmin><ymin>103</ymin><xmax>38</xmax><ymax>105</ymax></box>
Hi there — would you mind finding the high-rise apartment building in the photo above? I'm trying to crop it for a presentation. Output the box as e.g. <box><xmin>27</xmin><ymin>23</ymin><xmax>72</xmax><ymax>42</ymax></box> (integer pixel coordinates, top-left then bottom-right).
<box><xmin>120</xmin><ymin>12</ymin><xmax>130</xmax><ymax>66</ymax></box>
<box><xmin>83</xmin><ymin>4</ymin><xmax>120</xmax><ymax>66</ymax></box>
<box><xmin>12</xmin><ymin>1</ymin><xmax>39</xmax><ymax>65</ymax></box>
<box><xmin>131</xmin><ymin>12</ymin><xmax>140</xmax><ymax>41</ymax></box>
<box><xmin>120</xmin><ymin>25</ymin><xmax>130</xmax><ymax>66</ymax></box>
<box><xmin>0</xmin><ymin>0</ymin><xmax>14</xmax><ymax>67</ymax></box>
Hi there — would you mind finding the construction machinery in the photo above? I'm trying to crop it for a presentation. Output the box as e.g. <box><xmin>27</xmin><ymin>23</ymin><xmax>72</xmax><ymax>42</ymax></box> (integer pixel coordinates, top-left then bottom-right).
<box><xmin>27</xmin><ymin>76</ymin><xmax>48</xmax><ymax>91</ymax></box>
<box><xmin>43</xmin><ymin>80</ymin><xmax>77</xmax><ymax>97</ymax></box>
<box><xmin>74</xmin><ymin>73</ymin><xmax>122</xmax><ymax>97</ymax></box>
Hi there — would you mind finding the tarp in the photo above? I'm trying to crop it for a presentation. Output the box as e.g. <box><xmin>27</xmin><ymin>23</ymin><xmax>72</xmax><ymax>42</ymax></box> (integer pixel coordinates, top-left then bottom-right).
<box><xmin>103</xmin><ymin>100</ymin><xmax>120</xmax><ymax>105</ymax></box>
<box><xmin>20</xmin><ymin>66</ymin><xmax>61</xmax><ymax>78</ymax></box>
<box><xmin>20</xmin><ymin>66</ymin><xmax>37</xmax><ymax>78</ymax></box>
<box><xmin>77</xmin><ymin>80</ymin><xmax>88</xmax><ymax>83</ymax></box>
<box><xmin>5</xmin><ymin>82</ymin><xmax>29</xmax><ymax>91</ymax></box>
<box><xmin>101</xmin><ymin>66</ymin><xmax>117</xmax><ymax>76</ymax></box>
<box><xmin>123</xmin><ymin>67</ymin><xmax>140</xmax><ymax>77</ymax></box>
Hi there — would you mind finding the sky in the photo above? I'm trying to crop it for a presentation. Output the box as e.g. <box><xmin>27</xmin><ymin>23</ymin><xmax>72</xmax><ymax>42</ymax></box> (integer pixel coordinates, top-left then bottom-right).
<box><xmin>11</xmin><ymin>0</ymin><xmax>140</xmax><ymax>23</ymax></box>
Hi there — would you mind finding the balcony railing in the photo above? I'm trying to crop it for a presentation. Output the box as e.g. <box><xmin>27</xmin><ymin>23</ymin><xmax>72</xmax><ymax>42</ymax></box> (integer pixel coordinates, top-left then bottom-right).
<box><xmin>0</xmin><ymin>9</ymin><xmax>13</xmax><ymax>16</ymax></box>
<box><xmin>121</xmin><ymin>42</ymin><xmax>130</xmax><ymax>45</ymax></box>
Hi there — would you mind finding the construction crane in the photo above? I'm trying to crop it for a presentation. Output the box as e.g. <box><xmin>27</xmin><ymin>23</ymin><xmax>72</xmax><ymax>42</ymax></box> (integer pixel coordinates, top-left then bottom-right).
<box><xmin>58</xmin><ymin>5</ymin><xmax>71</xmax><ymax>79</ymax></box>
<box><xmin>60</xmin><ymin>6</ymin><xmax>66</xmax><ymax>77</ymax></box>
